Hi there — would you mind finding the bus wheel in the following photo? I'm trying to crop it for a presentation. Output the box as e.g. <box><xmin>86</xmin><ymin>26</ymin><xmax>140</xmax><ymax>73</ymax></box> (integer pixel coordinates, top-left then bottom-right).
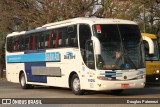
<box><xmin>111</xmin><ymin>89</ymin><xmax>123</xmax><ymax>95</ymax></box>
<box><xmin>20</xmin><ymin>73</ymin><xmax>31</xmax><ymax>89</ymax></box>
<box><xmin>71</xmin><ymin>74</ymin><xmax>84</xmax><ymax>95</ymax></box>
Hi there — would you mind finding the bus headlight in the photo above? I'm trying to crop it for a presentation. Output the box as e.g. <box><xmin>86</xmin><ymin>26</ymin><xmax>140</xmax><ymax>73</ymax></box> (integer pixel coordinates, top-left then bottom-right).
<box><xmin>153</xmin><ymin>70</ymin><xmax>160</xmax><ymax>74</ymax></box>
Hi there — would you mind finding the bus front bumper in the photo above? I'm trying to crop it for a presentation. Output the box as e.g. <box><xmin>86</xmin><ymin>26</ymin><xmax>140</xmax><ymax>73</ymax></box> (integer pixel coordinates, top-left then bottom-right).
<box><xmin>94</xmin><ymin>79</ymin><xmax>145</xmax><ymax>91</ymax></box>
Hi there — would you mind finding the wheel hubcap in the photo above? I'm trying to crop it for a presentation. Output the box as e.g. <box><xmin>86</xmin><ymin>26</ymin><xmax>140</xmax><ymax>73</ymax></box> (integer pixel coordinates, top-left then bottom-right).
<box><xmin>21</xmin><ymin>76</ymin><xmax>25</xmax><ymax>86</ymax></box>
<box><xmin>73</xmin><ymin>78</ymin><xmax>80</xmax><ymax>91</ymax></box>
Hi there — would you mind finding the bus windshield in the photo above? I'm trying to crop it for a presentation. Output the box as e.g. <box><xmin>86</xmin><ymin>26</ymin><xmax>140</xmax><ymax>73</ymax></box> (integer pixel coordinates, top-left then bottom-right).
<box><xmin>144</xmin><ymin>39</ymin><xmax>159</xmax><ymax>61</ymax></box>
<box><xmin>93</xmin><ymin>24</ymin><xmax>145</xmax><ymax>70</ymax></box>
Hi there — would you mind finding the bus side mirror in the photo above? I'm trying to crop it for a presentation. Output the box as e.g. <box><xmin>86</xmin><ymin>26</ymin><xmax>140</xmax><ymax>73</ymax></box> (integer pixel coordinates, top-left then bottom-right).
<box><xmin>142</xmin><ymin>36</ymin><xmax>154</xmax><ymax>54</ymax></box>
<box><xmin>92</xmin><ymin>36</ymin><xmax>101</xmax><ymax>55</ymax></box>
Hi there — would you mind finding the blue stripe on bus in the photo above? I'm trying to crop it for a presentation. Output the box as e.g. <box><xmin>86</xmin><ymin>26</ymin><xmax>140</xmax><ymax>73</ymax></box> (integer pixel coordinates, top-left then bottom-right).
<box><xmin>7</xmin><ymin>52</ymin><xmax>60</xmax><ymax>63</ymax></box>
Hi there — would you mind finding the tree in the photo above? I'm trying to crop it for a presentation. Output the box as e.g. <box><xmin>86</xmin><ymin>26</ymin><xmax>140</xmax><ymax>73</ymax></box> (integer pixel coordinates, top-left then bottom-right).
<box><xmin>0</xmin><ymin>0</ymin><xmax>97</xmax><ymax>78</ymax></box>
<box><xmin>0</xmin><ymin>0</ymin><xmax>97</xmax><ymax>32</ymax></box>
<box><xmin>96</xmin><ymin>0</ymin><xmax>160</xmax><ymax>36</ymax></box>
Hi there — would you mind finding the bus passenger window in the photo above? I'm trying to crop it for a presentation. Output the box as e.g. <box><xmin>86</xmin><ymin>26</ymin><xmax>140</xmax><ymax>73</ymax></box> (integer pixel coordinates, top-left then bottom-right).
<box><xmin>24</xmin><ymin>36</ymin><xmax>29</xmax><ymax>50</ymax></box>
<box><xmin>52</xmin><ymin>31</ymin><xmax>56</xmax><ymax>48</ymax></box>
<box><xmin>28</xmin><ymin>37</ymin><xmax>31</xmax><ymax>50</ymax></box>
<box><xmin>7</xmin><ymin>37</ymin><xmax>13</xmax><ymax>52</ymax></box>
<box><xmin>13</xmin><ymin>37</ymin><xmax>19</xmax><ymax>51</ymax></box>
<box><xmin>19</xmin><ymin>36</ymin><xmax>24</xmax><ymax>51</ymax></box>
<box><xmin>32</xmin><ymin>35</ymin><xmax>36</xmax><ymax>50</ymax></box>
<box><xmin>13</xmin><ymin>38</ymin><xmax>19</xmax><ymax>51</ymax></box>
<box><xmin>79</xmin><ymin>24</ymin><xmax>91</xmax><ymax>49</ymax></box>
<box><xmin>65</xmin><ymin>36</ymin><xmax>68</xmax><ymax>46</ymax></box>
<box><xmin>67</xmin><ymin>25</ymin><xmax>78</xmax><ymax>47</ymax></box>
<box><xmin>59</xmin><ymin>31</ymin><xmax>62</xmax><ymax>47</ymax></box>
<box><xmin>48</xmin><ymin>32</ymin><xmax>52</xmax><ymax>48</ymax></box>
<box><xmin>44</xmin><ymin>32</ymin><xmax>48</xmax><ymax>48</ymax></box>
<box><xmin>15</xmin><ymin>40</ymin><xmax>19</xmax><ymax>51</ymax></box>
<box><xmin>44</xmin><ymin>31</ymin><xmax>53</xmax><ymax>49</ymax></box>
<box><xmin>61</xmin><ymin>29</ymin><xmax>66</xmax><ymax>47</ymax></box>
<box><xmin>37</xmin><ymin>32</ymin><xmax>45</xmax><ymax>49</ymax></box>
<box><xmin>55</xmin><ymin>31</ymin><xmax>59</xmax><ymax>48</ymax></box>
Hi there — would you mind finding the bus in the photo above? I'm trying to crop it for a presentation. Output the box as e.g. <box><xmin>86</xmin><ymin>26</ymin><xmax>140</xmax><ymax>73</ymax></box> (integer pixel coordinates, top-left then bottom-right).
<box><xmin>5</xmin><ymin>18</ymin><xmax>152</xmax><ymax>95</ymax></box>
<box><xmin>142</xmin><ymin>33</ymin><xmax>160</xmax><ymax>83</ymax></box>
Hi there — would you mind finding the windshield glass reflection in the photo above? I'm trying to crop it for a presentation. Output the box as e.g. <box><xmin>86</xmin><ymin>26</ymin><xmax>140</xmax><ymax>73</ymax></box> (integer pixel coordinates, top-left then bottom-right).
<box><xmin>93</xmin><ymin>24</ymin><xmax>145</xmax><ymax>70</ymax></box>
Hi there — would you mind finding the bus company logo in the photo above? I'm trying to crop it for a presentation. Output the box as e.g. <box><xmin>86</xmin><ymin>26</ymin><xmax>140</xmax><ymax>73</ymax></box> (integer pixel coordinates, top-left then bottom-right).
<box><xmin>64</xmin><ymin>52</ymin><xmax>75</xmax><ymax>59</ymax></box>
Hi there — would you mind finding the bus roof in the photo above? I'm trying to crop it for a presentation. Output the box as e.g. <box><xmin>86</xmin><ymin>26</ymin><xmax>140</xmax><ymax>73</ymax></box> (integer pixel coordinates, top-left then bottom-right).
<box><xmin>42</xmin><ymin>17</ymin><xmax>137</xmax><ymax>27</ymax></box>
<box><xmin>141</xmin><ymin>33</ymin><xmax>157</xmax><ymax>39</ymax></box>
<box><xmin>7</xmin><ymin>17</ymin><xmax>137</xmax><ymax>37</ymax></box>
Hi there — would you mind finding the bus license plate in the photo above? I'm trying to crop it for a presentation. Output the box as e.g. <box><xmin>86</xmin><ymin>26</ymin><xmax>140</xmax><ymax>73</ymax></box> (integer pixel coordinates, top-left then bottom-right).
<box><xmin>121</xmin><ymin>84</ymin><xmax>129</xmax><ymax>88</ymax></box>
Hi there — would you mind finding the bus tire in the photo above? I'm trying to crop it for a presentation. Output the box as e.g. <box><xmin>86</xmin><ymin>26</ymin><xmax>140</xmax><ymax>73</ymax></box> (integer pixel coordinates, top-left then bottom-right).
<box><xmin>19</xmin><ymin>73</ymin><xmax>31</xmax><ymax>89</ymax></box>
<box><xmin>111</xmin><ymin>89</ymin><xmax>123</xmax><ymax>95</ymax></box>
<box><xmin>71</xmin><ymin>74</ymin><xmax>85</xmax><ymax>95</ymax></box>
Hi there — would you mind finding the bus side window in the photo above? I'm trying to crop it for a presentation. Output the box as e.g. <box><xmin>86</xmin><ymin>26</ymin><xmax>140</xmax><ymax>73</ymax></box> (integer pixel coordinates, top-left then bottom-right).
<box><xmin>44</xmin><ymin>31</ymin><xmax>53</xmax><ymax>49</ymax></box>
<box><xmin>58</xmin><ymin>30</ymin><xmax>62</xmax><ymax>47</ymax></box>
<box><xmin>52</xmin><ymin>30</ymin><xmax>56</xmax><ymax>48</ymax></box>
<box><xmin>14</xmin><ymin>37</ymin><xmax>19</xmax><ymax>51</ymax></box>
<box><xmin>79</xmin><ymin>24</ymin><xmax>91</xmax><ymax>49</ymax></box>
<box><xmin>30</xmin><ymin>36</ymin><xmax>34</xmax><ymax>50</ymax></box>
<box><xmin>7</xmin><ymin>37</ymin><xmax>13</xmax><ymax>52</ymax></box>
<box><xmin>68</xmin><ymin>25</ymin><xmax>78</xmax><ymax>47</ymax></box>
<box><xmin>28</xmin><ymin>37</ymin><xmax>31</xmax><ymax>50</ymax></box>
<box><xmin>58</xmin><ymin>28</ymin><xmax>67</xmax><ymax>47</ymax></box>
<box><xmin>13</xmin><ymin>38</ymin><xmax>16</xmax><ymax>51</ymax></box>
<box><xmin>61</xmin><ymin>28</ymin><xmax>66</xmax><ymax>47</ymax></box>
<box><xmin>47</xmin><ymin>32</ymin><xmax>53</xmax><ymax>48</ymax></box>
<box><xmin>24</xmin><ymin>36</ymin><xmax>30</xmax><ymax>50</ymax></box>
<box><xmin>36</xmin><ymin>33</ymin><xmax>40</xmax><ymax>49</ymax></box>
<box><xmin>72</xmin><ymin>25</ymin><xmax>78</xmax><ymax>47</ymax></box>
<box><xmin>32</xmin><ymin>35</ymin><xmax>36</xmax><ymax>50</ymax></box>
<box><xmin>19</xmin><ymin>36</ymin><xmax>24</xmax><ymax>51</ymax></box>
<box><xmin>85</xmin><ymin>40</ymin><xmax>95</xmax><ymax>69</ymax></box>
<box><xmin>37</xmin><ymin>32</ymin><xmax>45</xmax><ymax>49</ymax></box>
<box><xmin>44</xmin><ymin>31</ymin><xmax>48</xmax><ymax>48</ymax></box>
<box><xmin>55</xmin><ymin>31</ymin><xmax>59</xmax><ymax>48</ymax></box>
<box><xmin>79</xmin><ymin>24</ymin><xmax>92</xmax><ymax>68</ymax></box>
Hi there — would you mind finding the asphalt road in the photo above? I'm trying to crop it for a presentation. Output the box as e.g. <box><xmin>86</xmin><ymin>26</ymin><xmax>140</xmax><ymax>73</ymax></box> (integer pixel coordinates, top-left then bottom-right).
<box><xmin>1</xmin><ymin>78</ymin><xmax>160</xmax><ymax>98</ymax></box>
<box><xmin>0</xmin><ymin>78</ymin><xmax>160</xmax><ymax>106</ymax></box>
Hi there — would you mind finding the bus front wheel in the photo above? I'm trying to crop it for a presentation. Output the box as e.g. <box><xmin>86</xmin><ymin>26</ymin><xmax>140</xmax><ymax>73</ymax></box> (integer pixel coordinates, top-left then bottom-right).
<box><xmin>71</xmin><ymin>74</ymin><xmax>85</xmax><ymax>95</ymax></box>
<box><xmin>20</xmin><ymin>73</ymin><xmax>32</xmax><ymax>89</ymax></box>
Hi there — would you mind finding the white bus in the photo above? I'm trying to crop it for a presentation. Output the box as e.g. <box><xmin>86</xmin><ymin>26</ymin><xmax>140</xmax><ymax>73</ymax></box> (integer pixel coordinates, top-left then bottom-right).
<box><xmin>6</xmin><ymin>17</ymin><xmax>149</xmax><ymax>95</ymax></box>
